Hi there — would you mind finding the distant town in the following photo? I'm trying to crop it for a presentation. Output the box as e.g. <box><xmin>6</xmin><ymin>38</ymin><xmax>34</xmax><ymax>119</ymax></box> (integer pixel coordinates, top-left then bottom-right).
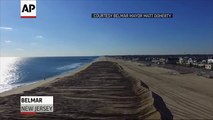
<box><xmin>109</xmin><ymin>54</ymin><xmax>213</xmax><ymax>78</ymax></box>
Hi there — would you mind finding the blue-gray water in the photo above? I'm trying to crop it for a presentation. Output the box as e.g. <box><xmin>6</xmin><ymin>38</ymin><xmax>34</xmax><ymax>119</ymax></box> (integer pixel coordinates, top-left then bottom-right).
<box><xmin>0</xmin><ymin>57</ymin><xmax>97</xmax><ymax>93</ymax></box>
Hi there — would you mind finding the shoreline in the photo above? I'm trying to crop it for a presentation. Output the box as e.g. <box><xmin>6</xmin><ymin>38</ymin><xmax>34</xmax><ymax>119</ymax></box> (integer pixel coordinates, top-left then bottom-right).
<box><xmin>1</xmin><ymin>57</ymin><xmax>213</xmax><ymax>119</ymax></box>
<box><xmin>0</xmin><ymin>59</ymin><xmax>161</xmax><ymax>119</ymax></box>
<box><xmin>0</xmin><ymin>57</ymin><xmax>102</xmax><ymax>97</ymax></box>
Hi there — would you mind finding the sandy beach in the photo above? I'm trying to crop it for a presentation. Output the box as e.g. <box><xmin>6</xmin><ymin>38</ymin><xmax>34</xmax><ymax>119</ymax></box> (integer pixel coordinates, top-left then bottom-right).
<box><xmin>0</xmin><ymin>58</ymin><xmax>163</xmax><ymax>119</ymax></box>
<box><xmin>0</xmin><ymin>57</ymin><xmax>98</xmax><ymax>97</ymax></box>
<box><xmin>108</xmin><ymin>58</ymin><xmax>213</xmax><ymax>119</ymax></box>
<box><xmin>0</xmin><ymin>57</ymin><xmax>213</xmax><ymax>119</ymax></box>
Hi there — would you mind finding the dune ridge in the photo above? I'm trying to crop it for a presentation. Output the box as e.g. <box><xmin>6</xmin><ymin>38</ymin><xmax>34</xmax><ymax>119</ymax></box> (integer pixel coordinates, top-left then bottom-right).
<box><xmin>0</xmin><ymin>61</ymin><xmax>164</xmax><ymax>119</ymax></box>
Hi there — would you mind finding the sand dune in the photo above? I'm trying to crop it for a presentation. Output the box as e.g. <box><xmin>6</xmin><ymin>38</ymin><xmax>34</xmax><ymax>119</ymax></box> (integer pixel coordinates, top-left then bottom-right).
<box><xmin>1</xmin><ymin>57</ymin><xmax>210</xmax><ymax>119</ymax></box>
<box><xmin>0</xmin><ymin>61</ymin><xmax>163</xmax><ymax>119</ymax></box>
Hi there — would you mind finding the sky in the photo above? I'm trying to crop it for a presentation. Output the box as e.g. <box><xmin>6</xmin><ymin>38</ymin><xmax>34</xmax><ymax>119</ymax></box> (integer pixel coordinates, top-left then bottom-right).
<box><xmin>0</xmin><ymin>0</ymin><xmax>213</xmax><ymax>57</ymax></box>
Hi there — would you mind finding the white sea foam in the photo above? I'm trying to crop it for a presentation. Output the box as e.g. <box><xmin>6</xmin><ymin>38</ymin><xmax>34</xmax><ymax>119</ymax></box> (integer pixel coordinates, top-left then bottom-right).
<box><xmin>57</xmin><ymin>63</ymin><xmax>83</xmax><ymax>71</ymax></box>
<box><xmin>0</xmin><ymin>57</ymin><xmax>95</xmax><ymax>93</ymax></box>
<box><xmin>0</xmin><ymin>83</ymin><xmax>29</xmax><ymax>93</ymax></box>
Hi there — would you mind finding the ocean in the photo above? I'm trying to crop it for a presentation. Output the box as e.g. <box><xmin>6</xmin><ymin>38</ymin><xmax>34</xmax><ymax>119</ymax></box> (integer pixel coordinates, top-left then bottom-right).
<box><xmin>0</xmin><ymin>57</ymin><xmax>97</xmax><ymax>93</ymax></box>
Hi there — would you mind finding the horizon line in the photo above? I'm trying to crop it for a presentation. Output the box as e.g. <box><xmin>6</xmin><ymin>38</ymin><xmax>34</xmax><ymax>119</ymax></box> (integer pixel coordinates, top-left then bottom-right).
<box><xmin>1</xmin><ymin>53</ymin><xmax>213</xmax><ymax>57</ymax></box>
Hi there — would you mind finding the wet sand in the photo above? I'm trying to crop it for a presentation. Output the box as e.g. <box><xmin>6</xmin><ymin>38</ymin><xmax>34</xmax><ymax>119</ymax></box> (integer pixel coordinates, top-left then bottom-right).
<box><xmin>0</xmin><ymin>61</ymin><xmax>162</xmax><ymax>119</ymax></box>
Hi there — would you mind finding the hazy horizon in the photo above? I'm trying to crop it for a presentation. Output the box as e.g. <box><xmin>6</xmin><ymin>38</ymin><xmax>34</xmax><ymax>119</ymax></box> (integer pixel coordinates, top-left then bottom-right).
<box><xmin>1</xmin><ymin>0</ymin><xmax>213</xmax><ymax>57</ymax></box>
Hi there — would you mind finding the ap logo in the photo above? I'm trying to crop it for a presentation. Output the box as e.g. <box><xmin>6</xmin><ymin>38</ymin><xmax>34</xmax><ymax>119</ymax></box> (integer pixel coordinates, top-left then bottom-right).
<box><xmin>20</xmin><ymin>0</ymin><xmax>36</xmax><ymax>18</ymax></box>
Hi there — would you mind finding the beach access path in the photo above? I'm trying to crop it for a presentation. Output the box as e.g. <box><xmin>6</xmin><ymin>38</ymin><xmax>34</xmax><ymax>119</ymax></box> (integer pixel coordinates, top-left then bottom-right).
<box><xmin>0</xmin><ymin>61</ymin><xmax>161</xmax><ymax>119</ymax></box>
<box><xmin>109</xmin><ymin>57</ymin><xmax>213</xmax><ymax>119</ymax></box>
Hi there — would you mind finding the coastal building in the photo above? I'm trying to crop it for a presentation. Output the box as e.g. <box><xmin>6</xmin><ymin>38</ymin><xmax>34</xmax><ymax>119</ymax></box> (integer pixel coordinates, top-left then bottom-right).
<box><xmin>198</xmin><ymin>63</ymin><xmax>205</xmax><ymax>68</ymax></box>
<box><xmin>178</xmin><ymin>57</ymin><xmax>189</xmax><ymax>65</ymax></box>
<box><xmin>205</xmin><ymin>64</ymin><xmax>213</xmax><ymax>70</ymax></box>
<box><xmin>202</xmin><ymin>60</ymin><xmax>207</xmax><ymax>63</ymax></box>
<box><xmin>151</xmin><ymin>59</ymin><xmax>158</xmax><ymax>63</ymax></box>
<box><xmin>187</xmin><ymin>58</ymin><xmax>193</xmax><ymax>64</ymax></box>
<box><xmin>208</xmin><ymin>59</ymin><xmax>213</xmax><ymax>64</ymax></box>
<box><xmin>157</xmin><ymin>58</ymin><xmax>166</xmax><ymax>65</ymax></box>
<box><xmin>179</xmin><ymin>57</ymin><xmax>184</xmax><ymax>64</ymax></box>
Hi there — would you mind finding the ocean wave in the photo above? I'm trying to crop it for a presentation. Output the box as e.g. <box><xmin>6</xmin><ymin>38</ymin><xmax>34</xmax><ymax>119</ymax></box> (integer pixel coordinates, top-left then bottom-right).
<box><xmin>57</xmin><ymin>63</ymin><xmax>83</xmax><ymax>71</ymax></box>
<box><xmin>0</xmin><ymin>83</ymin><xmax>25</xmax><ymax>93</ymax></box>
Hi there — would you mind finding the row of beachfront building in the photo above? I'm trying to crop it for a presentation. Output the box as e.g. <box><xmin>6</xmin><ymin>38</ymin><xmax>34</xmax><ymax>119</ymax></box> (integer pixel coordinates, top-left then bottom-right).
<box><xmin>149</xmin><ymin>57</ymin><xmax>213</xmax><ymax>70</ymax></box>
<box><xmin>111</xmin><ymin>55</ymin><xmax>213</xmax><ymax>70</ymax></box>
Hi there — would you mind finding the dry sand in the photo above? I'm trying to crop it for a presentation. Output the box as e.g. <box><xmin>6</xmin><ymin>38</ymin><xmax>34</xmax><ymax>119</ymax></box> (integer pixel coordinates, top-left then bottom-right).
<box><xmin>1</xmin><ymin>57</ymin><xmax>212</xmax><ymax>119</ymax></box>
<box><xmin>108</xmin><ymin>58</ymin><xmax>213</xmax><ymax>119</ymax></box>
<box><xmin>0</xmin><ymin>59</ymin><xmax>162</xmax><ymax>119</ymax></box>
